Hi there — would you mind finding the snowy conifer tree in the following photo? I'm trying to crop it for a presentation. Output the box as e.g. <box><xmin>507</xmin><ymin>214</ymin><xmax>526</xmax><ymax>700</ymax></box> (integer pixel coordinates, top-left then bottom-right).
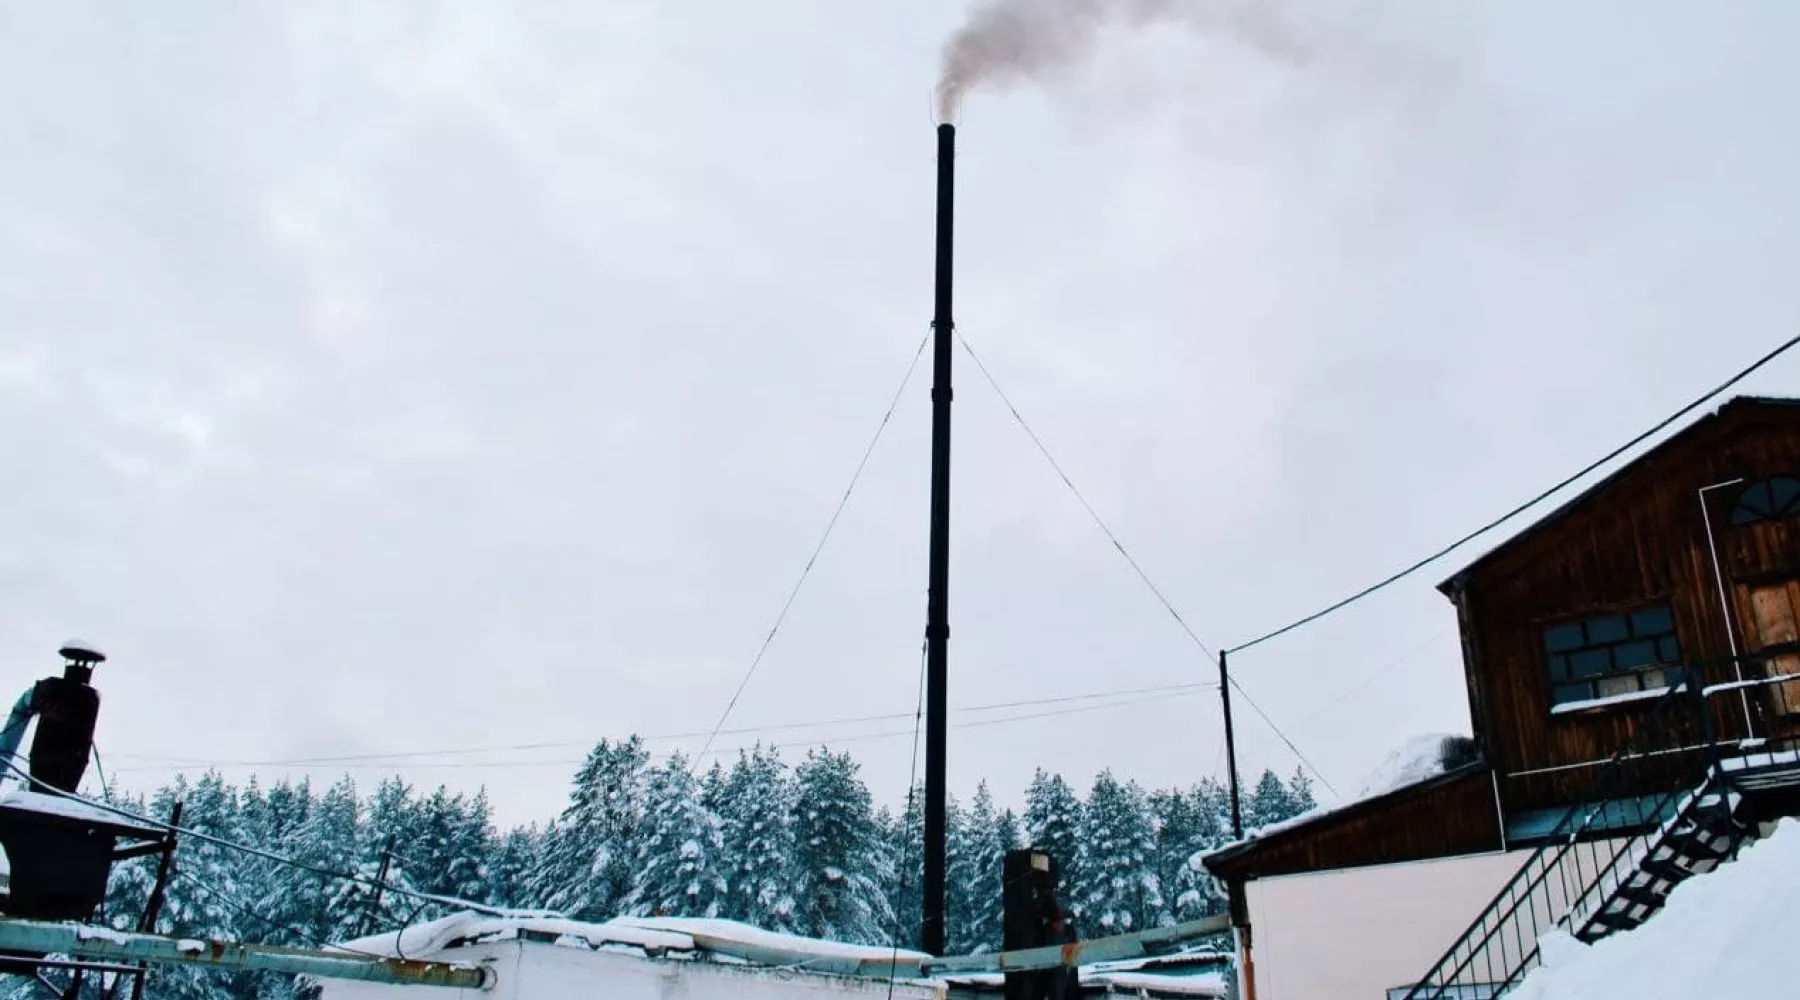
<box><xmin>885</xmin><ymin>784</ymin><xmax>925</xmax><ymax>949</ymax></box>
<box><xmin>627</xmin><ymin>753</ymin><xmax>727</xmax><ymax>918</ymax></box>
<box><xmin>101</xmin><ymin>789</ymin><xmax>159</xmax><ymax>931</ymax></box>
<box><xmin>791</xmin><ymin>748</ymin><xmax>891</xmax><ymax>944</ymax></box>
<box><xmin>1023</xmin><ymin>769</ymin><xmax>1084</xmax><ymax>922</ymax></box>
<box><xmin>531</xmin><ymin>736</ymin><xmax>651</xmax><ymax>920</ymax></box>
<box><xmin>258</xmin><ymin>776</ymin><xmax>361</xmax><ymax>944</ymax></box>
<box><xmin>144</xmin><ymin>773</ymin><xmax>254</xmax><ymax>1000</ymax></box>
<box><xmin>995</xmin><ymin>809</ymin><xmax>1021</xmax><ymax>859</ymax></box>
<box><xmin>409</xmin><ymin>786</ymin><xmax>493</xmax><ymax>905</ymax></box>
<box><xmin>489</xmin><ymin>825</ymin><xmax>542</xmax><ymax>909</ymax></box>
<box><xmin>155</xmin><ymin>773</ymin><xmax>245</xmax><ymax>940</ymax></box>
<box><xmin>941</xmin><ymin>793</ymin><xmax>973</xmax><ymax>952</ymax></box>
<box><xmin>65</xmin><ymin>741</ymin><xmax>1340</xmax><ymax>999</ymax></box>
<box><xmin>327</xmin><ymin>848</ymin><xmax>425</xmax><ymax>946</ymax></box>
<box><xmin>1074</xmin><ymin>771</ymin><xmax>1162</xmax><ymax>936</ymax></box>
<box><xmin>700</xmin><ymin>760</ymin><xmax>728</xmax><ymax>817</ymax></box>
<box><xmin>869</xmin><ymin>804</ymin><xmax>899</xmax><ymax>936</ymax></box>
<box><xmin>365</xmin><ymin>777</ymin><xmax>418</xmax><ymax>838</ymax></box>
<box><xmin>1152</xmin><ymin>785</ymin><xmax>1226</xmax><ymax>924</ymax></box>
<box><xmin>1194</xmin><ymin>776</ymin><xmax>1234</xmax><ymax>838</ymax></box>
<box><xmin>947</xmin><ymin>783</ymin><xmax>1015</xmax><ymax>953</ymax></box>
<box><xmin>1245</xmin><ymin>769</ymin><xmax>1298</xmax><ymax>831</ymax></box>
<box><xmin>1287</xmin><ymin>766</ymin><xmax>1317</xmax><ymax>813</ymax></box>
<box><xmin>717</xmin><ymin>744</ymin><xmax>798</xmax><ymax>931</ymax></box>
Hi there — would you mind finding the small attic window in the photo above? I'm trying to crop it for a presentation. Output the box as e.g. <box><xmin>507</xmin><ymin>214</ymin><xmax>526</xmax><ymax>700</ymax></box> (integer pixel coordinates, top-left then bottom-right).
<box><xmin>1730</xmin><ymin>476</ymin><xmax>1800</xmax><ymax>525</ymax></box>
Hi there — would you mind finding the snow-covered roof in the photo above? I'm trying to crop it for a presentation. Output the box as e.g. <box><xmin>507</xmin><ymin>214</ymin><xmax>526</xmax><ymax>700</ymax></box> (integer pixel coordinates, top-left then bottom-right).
<box><xmin>340</xmin><ymin>909</ymin><xmax>938</xmax><ymax>970</ymax></box>
<box><xmin>339</xmin><ymin>911</ymin><xmax>936</xmax><ymax>971</ymax></box>
<box><xmin>1071</xmin><ymin>948</ymin><xmax>1230</xmax><ymax>997</ymax></box>
<box><xmin>329</xmin><ymin>910</ymin><xmax>943</xmax><ymax>992</ymax></box>
<box><xmin>1510</xmin><ymin>818</ymin><xmax>1800</xmax><ymax>1000</ymax></box>
<box><xmin>0</xmin><ymin>788</ymin><xmax>164</xmax><ymax>837</ymax></box>
<box><xmin>336</xmin><ymin>911</ymin><xmax>696</xmax><ymax>959</ymax></box>
<box><xmin>333</xmin><ymin>912</ymin><xmax>1223</xmax><ymax>999</ymax></box>
<box><xmin>612</xmin><ymin>916</ymin><xmax>932</xmax><ymax>965</ymax></box>
<box><xmin>945</xmin><ymin>950</ymin><xmax>1229</xmax><ymax>997</ymax></box>
<box><xmin>1085</xmin><ymin>970</ymin><xmax>1226</xmax><ymax>997</ymax></box>
<box><xmin>1202</xmin><ymin>733</ymin><xmax>1480</xmax><ymax>865</ymax></box>
<box><xmin>327</xmin><ymin>912</ymin><xmax>946</xmax><ymax>1000</ymax></box>
<box><xmin>1355</xmin><ymin>733</ymin><xmax>1471</xmax><ymax>799</ymax></box>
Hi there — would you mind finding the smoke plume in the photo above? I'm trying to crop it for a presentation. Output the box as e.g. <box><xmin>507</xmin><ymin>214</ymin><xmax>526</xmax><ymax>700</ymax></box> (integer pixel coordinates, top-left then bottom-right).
<box><xmin>936</xmin><ymin>0</ymin><xmax>1311</xmax><ymax>119</ymax></box>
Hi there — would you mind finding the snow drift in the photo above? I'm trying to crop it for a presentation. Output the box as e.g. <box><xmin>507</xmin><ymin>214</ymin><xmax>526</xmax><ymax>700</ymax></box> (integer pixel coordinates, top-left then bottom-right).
<box><xmin>1510</xmin><ymin>818</ymin><xmax>1800</xmax><ymax>1000</ymax></box>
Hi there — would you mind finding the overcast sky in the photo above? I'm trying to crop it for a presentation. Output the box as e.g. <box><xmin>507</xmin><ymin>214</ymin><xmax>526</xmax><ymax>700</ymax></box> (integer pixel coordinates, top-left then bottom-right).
<box><xmin>3</xmin><ymin>1</ymin><xmax>1799</xmax><ymax>828</ymax></box>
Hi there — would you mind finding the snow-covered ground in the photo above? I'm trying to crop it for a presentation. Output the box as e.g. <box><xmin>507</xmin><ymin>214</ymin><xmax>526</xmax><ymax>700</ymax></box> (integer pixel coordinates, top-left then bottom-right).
<box><xmin>1510</xmin><ymin>818</ymin><xmax>1800</xmax><ymax>1000</ymax></box>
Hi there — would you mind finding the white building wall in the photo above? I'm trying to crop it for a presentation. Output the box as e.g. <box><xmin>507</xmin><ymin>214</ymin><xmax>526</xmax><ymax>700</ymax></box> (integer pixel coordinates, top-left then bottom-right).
<box><xmin>317</xmin><ymin>940</ymin><xmax>943</xmax><ymax>1000</ymax></box>
<box><xmin>1244</xmin><ymin>849</ymin><xmax>1571</xmax><ymax>1000</ymax></box>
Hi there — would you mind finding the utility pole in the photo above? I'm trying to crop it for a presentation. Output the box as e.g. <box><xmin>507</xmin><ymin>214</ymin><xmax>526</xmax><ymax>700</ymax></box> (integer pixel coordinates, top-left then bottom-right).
<box><xmin>922</xmin><ymin>121</ymin><xmax>956</xmax><ymax>957</ymax></box>
<box><xmin>1220</xmin><ymin>651</ymin><xmax>1244</xmax><ymax>839</ymax></box>
<box><xmin>359</xmin><ymin>835</ymin><xmax>396</xmax><ymax>939</ymax></box>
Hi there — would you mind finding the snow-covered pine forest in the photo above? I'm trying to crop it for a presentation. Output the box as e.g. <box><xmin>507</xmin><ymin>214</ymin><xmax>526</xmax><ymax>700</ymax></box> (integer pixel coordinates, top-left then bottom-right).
<box><xmin>39</xmin><ymin>737</ymin><xmax>1316</xmax><ymax>1000</ymax></box>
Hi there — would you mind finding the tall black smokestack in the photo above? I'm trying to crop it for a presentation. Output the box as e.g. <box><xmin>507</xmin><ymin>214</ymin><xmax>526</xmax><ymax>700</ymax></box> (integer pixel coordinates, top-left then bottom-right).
<box><xmin>922</xmin><ymin>122</ymin><xmax>955</xmax><ymax>958</ymax></box>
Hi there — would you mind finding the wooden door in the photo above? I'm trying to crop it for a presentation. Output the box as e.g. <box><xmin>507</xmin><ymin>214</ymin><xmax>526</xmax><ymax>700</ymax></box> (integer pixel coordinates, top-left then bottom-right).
<box><xmin>1741</xmin><ymin>579</ymin><xmax>1800</xmax><ymax>717</ymax></box>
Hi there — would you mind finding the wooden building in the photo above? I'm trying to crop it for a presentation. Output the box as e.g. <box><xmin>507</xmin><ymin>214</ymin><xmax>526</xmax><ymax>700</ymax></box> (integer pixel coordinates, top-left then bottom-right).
<box><xmin>1204</xmin><ymin>396</ymin><xmax>1800</xmax><ymax>1000</ymax></box>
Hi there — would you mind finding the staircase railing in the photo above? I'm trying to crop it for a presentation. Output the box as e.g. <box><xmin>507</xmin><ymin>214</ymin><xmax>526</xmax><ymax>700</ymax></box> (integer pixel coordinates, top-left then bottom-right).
<box><xmin>1400</xmin><ymin>665</ymin><xmax>1728</xmax><ymax>1000</ymax></box>
<box><xmin>1402</xmin><ymin>643</ymin><xmax>1800</xmax><ymax>1000</ymax></box>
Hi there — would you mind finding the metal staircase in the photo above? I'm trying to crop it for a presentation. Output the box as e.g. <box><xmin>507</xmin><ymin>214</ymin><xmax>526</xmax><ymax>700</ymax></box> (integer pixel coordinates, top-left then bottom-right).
<box><xmin>1401</xmin><ymin>650</ymin><xmax>1800</xmax><ymax>1000</ymax></box>
<box><xmin>1564</xmin><ymin>775</ymin><xmax>1754</xmax><ymax>943</ymax></box>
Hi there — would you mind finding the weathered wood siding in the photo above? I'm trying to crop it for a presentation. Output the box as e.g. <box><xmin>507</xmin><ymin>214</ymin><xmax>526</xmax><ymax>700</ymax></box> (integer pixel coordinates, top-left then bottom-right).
<box><xmin>1451</xmin><ymin>400</ymin><xmax>1800</xmax><ymax>814</ymax></box>
<box><xmin>1208</xmin><ymin>769</ymin><xmax>1501</xmax><ymax>883</ymax></box>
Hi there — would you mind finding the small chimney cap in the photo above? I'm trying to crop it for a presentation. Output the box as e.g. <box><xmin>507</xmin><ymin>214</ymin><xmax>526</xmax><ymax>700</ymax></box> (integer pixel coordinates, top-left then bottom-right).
<box><xmin>59</xmin><ymin>640</ymin><xmax>106</xmax><ymax>665</ymax></box>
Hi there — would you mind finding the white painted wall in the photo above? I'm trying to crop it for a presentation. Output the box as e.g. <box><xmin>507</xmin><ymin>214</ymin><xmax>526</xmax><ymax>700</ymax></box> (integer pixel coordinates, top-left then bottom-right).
<box><xmin>1244</xmin><ymin>849</ymin><xmax>1563</xmax><ymax>1000</ymax></box>
<box><xmin>317</xmin><ymin>940</ymin><xmax>943</xmax><ymax>1000</ymax></box>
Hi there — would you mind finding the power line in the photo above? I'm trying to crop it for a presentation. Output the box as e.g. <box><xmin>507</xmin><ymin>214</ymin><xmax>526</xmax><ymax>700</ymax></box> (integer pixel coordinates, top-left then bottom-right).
<box><xmin>692</xmin><ymin>331</ymin><xmax>931</xmax><ymax>769</ymax></box>
<box><xmin>958</xmin><ymin>332</ymin><xmax>1218</xmax><ymax>661</ymax></box>
<box><xmin>108</xmin><ymin>680</ymin><xmax>1216</xmax><ymax>770</ymax></box>
<box><xmin>1226</xmin><ymin>676</ymin><xmax>1340</xmax><ymax>798</ymax></box>
<box><xmin>1227</xmin><ymin>331</ymin><xmax>1800</xmax><ymax>655</ymax></box>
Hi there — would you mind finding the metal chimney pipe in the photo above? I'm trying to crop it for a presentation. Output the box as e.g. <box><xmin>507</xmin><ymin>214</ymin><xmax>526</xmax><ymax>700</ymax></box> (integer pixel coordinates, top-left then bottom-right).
<box><xmin>922</xmin><ymin>121</ymin><xmax>956</xmax><ymax>958</ymax></box>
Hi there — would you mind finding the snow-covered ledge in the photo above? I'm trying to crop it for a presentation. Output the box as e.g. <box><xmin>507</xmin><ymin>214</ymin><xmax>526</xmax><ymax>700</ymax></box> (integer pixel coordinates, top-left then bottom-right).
<box><xmin>1550</xmin><ymin>685</ymin><xmax>1681</xmax><ymax>716</ymax></box>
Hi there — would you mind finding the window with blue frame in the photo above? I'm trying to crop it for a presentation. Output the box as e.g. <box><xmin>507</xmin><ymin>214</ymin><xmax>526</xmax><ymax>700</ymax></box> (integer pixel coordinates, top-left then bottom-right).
<box><xmin>1543</xmin><ymin>604</ymin><xmax>1685</xmax><ymax>708</ymax></box>
<box><xmin>1730</xmin><ymin>476</ymin><xmax>1800</xmax><ymax>525</ymax></box>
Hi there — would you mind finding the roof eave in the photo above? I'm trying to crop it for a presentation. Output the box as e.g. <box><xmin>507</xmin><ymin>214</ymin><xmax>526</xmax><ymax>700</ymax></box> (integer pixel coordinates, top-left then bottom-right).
<box><xmin>1202</xmin><ymin>759</ymin><xmax>1490</xmax><ymax>876</ymax></box>
<box><xmin>1434</xmin><ymin>394</ymin><xmax>1799</xmax><ymax>591</ymax></box>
